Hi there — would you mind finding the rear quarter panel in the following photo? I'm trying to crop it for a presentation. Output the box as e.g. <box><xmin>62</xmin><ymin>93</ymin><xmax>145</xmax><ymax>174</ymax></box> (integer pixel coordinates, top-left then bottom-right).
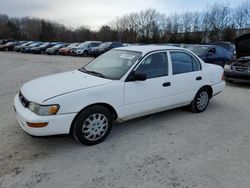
<box><xmin>202</xmin><ymin>63</ymin><xmax>224</xmax><ymax>85</ymax></box>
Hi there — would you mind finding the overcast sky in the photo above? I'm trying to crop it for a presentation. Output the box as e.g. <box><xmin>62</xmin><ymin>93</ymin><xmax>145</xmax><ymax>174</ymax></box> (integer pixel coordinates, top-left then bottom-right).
<box><xmin>0</xmin><ymin>0</ymin><xmax>246</xmax><ymax>30</ymax></box>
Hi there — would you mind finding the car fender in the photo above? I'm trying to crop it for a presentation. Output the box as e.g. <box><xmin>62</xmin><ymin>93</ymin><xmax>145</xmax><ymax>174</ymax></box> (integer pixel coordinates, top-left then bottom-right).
<box><xmin>43</xmin><ymin>80</ymin><xmax>125</xmax><ymax>118</ymax></box>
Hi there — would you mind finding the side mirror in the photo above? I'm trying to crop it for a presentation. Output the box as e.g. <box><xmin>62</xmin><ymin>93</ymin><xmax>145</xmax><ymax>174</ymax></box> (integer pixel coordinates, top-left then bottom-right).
<box><xmin>129</xmin><ymin>72</ymin><xmax>147</xmax><ymax>81</ymax></box>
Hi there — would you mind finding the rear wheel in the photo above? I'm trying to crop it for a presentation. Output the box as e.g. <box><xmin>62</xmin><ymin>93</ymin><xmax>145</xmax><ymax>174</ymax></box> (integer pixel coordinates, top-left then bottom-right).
<box><xmin>72</xmin><ymin>105</ymin><xmax>112</xmax><ymax>145</ymax></box>
<box><xmin>189</xmin><ymin>88</ymin><xmax>210</xmax><ymax>113</ymax></box>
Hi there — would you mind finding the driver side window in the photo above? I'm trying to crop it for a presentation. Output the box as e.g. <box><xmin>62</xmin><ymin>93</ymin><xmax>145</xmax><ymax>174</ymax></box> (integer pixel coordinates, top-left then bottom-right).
<box><xmin>208</xmin><ymin>47</ymin><xmax>216</xmax><ymax>54</ymax></box>
<box><xmin>135</xmin><ymin>52</ymin><xmax>168</xmax><ymax>79</ymax></box>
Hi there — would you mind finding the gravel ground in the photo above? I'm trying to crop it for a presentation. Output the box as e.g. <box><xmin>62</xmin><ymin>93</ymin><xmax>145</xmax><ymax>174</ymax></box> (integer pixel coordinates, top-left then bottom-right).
<box><xmin>0</xmin><ymin>51</ymin><xmax>250</xmax><ymax>188</ymax></box>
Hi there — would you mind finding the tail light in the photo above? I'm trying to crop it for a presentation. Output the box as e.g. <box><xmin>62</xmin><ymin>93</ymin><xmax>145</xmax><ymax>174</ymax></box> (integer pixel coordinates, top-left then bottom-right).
<box><xmin>221</xmin><ymin>72</ymin><xmax>224</xmax><ymax>80</ymax></box>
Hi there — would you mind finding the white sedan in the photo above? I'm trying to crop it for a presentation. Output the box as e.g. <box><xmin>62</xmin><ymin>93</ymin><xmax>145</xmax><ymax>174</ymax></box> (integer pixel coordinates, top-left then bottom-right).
<box><xmin>14</xmin><ymin>46</ymin><xmax>225</xmax><ymax>145</ymax></box>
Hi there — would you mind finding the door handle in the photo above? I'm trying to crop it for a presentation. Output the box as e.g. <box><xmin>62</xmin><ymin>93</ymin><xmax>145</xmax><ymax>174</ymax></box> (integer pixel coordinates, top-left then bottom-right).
<box><xmin>162</xmin><ymin>82</ymin><xmax>171</xmax><ymax>87</ymax></box>
<box><xmin>196</xmin><ymin>76</ymin><xmax>202</xmax><ymax>81</ymax></box>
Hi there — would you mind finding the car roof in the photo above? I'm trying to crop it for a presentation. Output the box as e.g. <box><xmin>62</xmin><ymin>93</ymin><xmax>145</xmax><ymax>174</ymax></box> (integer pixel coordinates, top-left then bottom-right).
<box><xmin>116</xmin><ymin>45</ymin><xmax>183</xmax><ymax>54</ymax></box>
<box><xmin>191</xmin><ymin>44</ymin><xmax>224</xmax><ymax>49</ymax></box>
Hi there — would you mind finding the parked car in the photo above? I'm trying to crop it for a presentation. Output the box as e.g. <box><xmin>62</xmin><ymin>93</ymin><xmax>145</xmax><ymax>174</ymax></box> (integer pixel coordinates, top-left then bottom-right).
<box><xmin>70</xmin><ymin>41</ymin><xmax>102</xmax><ymax>56</ymax></box>
<box><xmin>0</xmin><ymin>41</ymin><xmax>26</xmax><ymax>51</ymax></box>
<box><xmin>90</xmin><ymin>42</ymin><xmax>123</xmax><ymax>57</ymax></box>
<box><xmin>0</xmin><ymin>39</ymin><xmax>14</xmax><ymax>45</ymax></box>
<box><xmin>59</xmin><ymin>42</ymin><xmax>77</xmax><ymax>55</ymax></box>
<box><xmin>14</xmin><ymin>41</ymin><xmax>34</xmax><ymax>52</ymax></box>
<box><xmin>211</xmin><ymin>41</ymin><xmax>235</xmax><ymax>56</ymax></box>
<box><xmin>188</xmin><ymin>45</ymin><xmax>232</xmax><ymax>67</ymax></box>
<box><xmin>224</xmin><ymin>33</ymin><xmax>250</xmax><ymax>83</ymax></box>
<box><xmin>59</xmin><ymin>43</ymin><xmax>79</xmax><ymax>55</ymax></box>
<box><xmin>28</xmin><ymin>42</ymin><xmax>60</xmax><ymax>54</ymax></box>
<box><xmin>21</xmin><ymin>42</ymin><xmax>44</xmax><ymax>53</ymax></box>
<box><xmin>14</xmin><ymin>45</ymin><xmax>225</xmax><ymax>145</ymax></box>
<box><xmin>0</xmin><ymin>41</ymin><xmax>15</xmax><ymax>51</ymax></box>
<box><xmin>45</xmin><ymin>43</ymin><xmax>68</xmax><ymax>55</ymax></box>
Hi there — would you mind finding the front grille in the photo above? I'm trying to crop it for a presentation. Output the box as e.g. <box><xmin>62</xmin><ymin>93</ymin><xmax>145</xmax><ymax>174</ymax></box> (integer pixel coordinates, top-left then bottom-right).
<box><xmin>19</xmin><ymin>92</ymin><xmax>29</xmax><ymax>107</ymax></box>
<box><xmin>234</xmin><ymin>66</ymin><xmax>248</xmax><ymax>72</ymax></box>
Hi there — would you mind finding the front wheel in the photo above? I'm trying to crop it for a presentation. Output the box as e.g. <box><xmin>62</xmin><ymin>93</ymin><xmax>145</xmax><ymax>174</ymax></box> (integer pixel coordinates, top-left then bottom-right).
<box><xmin>82</xmin><ymin>51</ymin><xmax>88</xmax><ymax>56</ymax></box>
<box><xmin>189</xmin><ymin>88</ymin><xmax>210</xmax><ymax>113</ymax></box>
<box><xmin>72</xmin><ymin>105</ymin><xmax>112</xmax><ymax>145</ymax></box>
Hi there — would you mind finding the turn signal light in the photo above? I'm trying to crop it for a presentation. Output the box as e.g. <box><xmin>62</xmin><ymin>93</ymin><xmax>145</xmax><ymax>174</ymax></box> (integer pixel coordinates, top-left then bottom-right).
<box><xmin>26</xmin><ymin>122</ymin><xmax>48</xmax><ymax>128</ymax></box>
<box><xmin>48</xmin><ymin>105</ymin><xmax>59</xmax><ymax>115</ymax></box>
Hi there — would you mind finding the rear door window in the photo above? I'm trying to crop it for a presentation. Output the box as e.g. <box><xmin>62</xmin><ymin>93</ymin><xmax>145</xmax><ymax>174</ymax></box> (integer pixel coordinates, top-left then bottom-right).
<box><xmin>170</xmin><ymin>52</ymin><xmax>201</xmax><ymax>75</ymax></box>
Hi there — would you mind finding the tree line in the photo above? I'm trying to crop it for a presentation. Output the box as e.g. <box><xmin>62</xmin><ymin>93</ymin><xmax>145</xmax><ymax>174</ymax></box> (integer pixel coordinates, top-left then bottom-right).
<box><xmin>0</xmin><ymin>2</ymin><xmax>249</xmax><ymax>43</ymax></box>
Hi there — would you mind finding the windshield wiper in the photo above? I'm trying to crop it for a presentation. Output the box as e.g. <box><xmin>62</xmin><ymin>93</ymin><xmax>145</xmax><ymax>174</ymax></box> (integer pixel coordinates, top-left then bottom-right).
<box><xmin>79</xmin><ymin>67</ymin><xmax>87</xmax><ymax>72</ymax></box>
<box><xmin>79</xmin><ymin>68</ymin><xmax>108</xmax><ymax>78</ymax></box>
<box><xmin>85</xmin><ymin>70</ymin><xmax>107</xmax><ymax>78</ymax></box>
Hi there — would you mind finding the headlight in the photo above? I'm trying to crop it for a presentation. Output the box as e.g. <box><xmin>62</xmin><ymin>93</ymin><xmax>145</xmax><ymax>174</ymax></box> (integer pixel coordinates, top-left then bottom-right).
<box><xmin>28</xmin><ymin>102</ymin><xmax>60</xmax><ymax>115</ymax></box>
<box><xmin>224</xmin><ymin>64</ymin><xmax>231</xmax><ymax>70</ymax></box>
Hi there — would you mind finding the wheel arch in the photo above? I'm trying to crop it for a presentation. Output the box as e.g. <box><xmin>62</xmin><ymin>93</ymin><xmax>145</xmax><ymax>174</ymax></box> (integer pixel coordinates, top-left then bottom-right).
<box><xmin>70</xmin><ymin>103</ymin><xmax>118</xmax><ymax>134</ymax></box>
<box><xmin>199</xmin><ymin>85</ymin><xmax>213</xmax><ymax>98</ymax></box>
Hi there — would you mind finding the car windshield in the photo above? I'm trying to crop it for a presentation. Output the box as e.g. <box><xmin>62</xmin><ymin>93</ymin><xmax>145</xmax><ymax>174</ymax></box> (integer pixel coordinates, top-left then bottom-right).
<box><xmin>5</xmin><ymin>42</ymin><xmax>13</xmax><ymax>45</ymax></box>
<box><xmin>99</xmin><ymin>42</ymin><xmax>112</xmax><ymax>48</ymax></box>
<box><xmin>21</xmin><ymin>42</ymin><xmax>30</xmax><ymax>46</ymax></box>
<box><xmin>78</xmin><ymin>42</ymin><xmax>91</xmax><ymax>48</ymax></box>
<box><xmin>39</xmin><ymin>42</ymin><xmax>50</xmax><ymax>47</ymax></box>
<box><xmin>52</xmin><ymin>44</ymin><xmax>63</xmax><ymax>48</ymax></box>
<box><xmin>67</xmin><ymin>43</ymin><xmax>79</xmax><ymax>48</ymax></box>
<box><xmin>188</xmin><ymin>46</ymin><xmax>208</xmax><ymax>56</ymax></box>
<box><xmin>81</xmin><ymin>50</ymin><xmax>141</xmax><ymax>80</ymax></box>
<box><xmin>29</xmin><ymin>43</ymin><xmax>40</xmax><ymax>47</ymax></box>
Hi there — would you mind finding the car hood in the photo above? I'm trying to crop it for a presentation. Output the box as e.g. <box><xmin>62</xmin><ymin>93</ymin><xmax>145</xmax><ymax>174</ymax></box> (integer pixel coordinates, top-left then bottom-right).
<box><xmin>46</xmin><ymin>48</ymin><xmax>55</xmax><ymax>51</ymax></box>
<box><xmin>231</xmin><ymin>56</ymin><xmax>250</xmax><ymax>66</ymax></box>
<box><xmin>59</xmin><ymin>48</ymin><xmax>68</xmax><ymax>51</ymax></box>
<box><xmin>21</xmin><ymin>70</ymin><xmax>112</xmax><ymax>103</ymax></box>
<box><xmin>235</xmin><ymin>33</ymin><xmax>250</xmax><ymax>59</ymax></box>
<box><xmin>77</xmin><ymin>47</ymin><xmax>86</xmax><ymax>50</ymax></box>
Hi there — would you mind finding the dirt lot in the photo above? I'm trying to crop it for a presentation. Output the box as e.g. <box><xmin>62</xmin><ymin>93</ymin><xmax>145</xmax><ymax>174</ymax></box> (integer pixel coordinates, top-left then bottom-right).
<box><xmin>0</xmin><ymin>51</ymin><xmax>250</xmax><ymax>188</ymax></box>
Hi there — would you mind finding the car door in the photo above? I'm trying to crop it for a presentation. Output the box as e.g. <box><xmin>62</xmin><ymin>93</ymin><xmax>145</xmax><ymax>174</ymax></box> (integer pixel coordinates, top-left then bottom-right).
<box><xmin>215</xmin><ymin>46</ymin><xmax>227</xmax><ymax>67</ymax></box>
<box><xmin>204</xmin><ymin>47</ymin><xmax>217</xmax><ymax>63</ymax></box>
<box><xmin>123</xmin><ymin>51</ymin><xmax>172</xmax><ymax>119</ymax></box>
<box><xmin>167</xmin><ymin>50</ymin><xmax>204</xmax><ymax>105</ymax></box>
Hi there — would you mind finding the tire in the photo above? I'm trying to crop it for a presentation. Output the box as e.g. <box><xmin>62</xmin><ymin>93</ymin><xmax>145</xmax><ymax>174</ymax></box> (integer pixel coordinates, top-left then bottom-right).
<box><xmin>82</xmin><ymin>51</ymin><xmax>88</xmax><ymax>57</ymax></box>
<box><xmin>72</xmin><ymin>105</ymin><xmax>112</xmax><ymax>145</ymax></box>
<box><xmin>4</xmin><ymin>47</ymin><xmax>8</xmax><ymax>51</ymax></box>
<box><xmin>189</xmin><ymin>88</ymin><xmax>210</xmax><ymax>113</ymax></box>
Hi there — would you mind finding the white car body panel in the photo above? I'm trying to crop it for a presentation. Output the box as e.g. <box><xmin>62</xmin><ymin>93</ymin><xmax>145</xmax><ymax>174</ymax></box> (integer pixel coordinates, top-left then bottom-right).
<box><xmin>14</xmin><ymin>45</ymin><xmax>225</xmax><ymax>136</ymax></box>
<box><xmin>21</xmin><ymin>70</ymin><xmax>112</xmax><ymax>104</ymax></box>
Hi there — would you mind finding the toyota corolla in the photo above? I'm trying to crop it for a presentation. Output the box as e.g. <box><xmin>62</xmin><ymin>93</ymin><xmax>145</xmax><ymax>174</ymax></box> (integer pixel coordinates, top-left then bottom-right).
<box><xmin>14</xmin><ymin>46</ymin><xmax>225</xmax><ymax>145</ymax></box>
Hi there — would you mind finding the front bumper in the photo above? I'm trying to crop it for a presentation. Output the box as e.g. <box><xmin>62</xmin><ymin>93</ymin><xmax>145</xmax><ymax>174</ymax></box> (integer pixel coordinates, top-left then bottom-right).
<box><xmin>14</xmin><ymin>94</ymin><xmax>77</xmax><ymax>136</ymax></box>
<box><xmin>90</xmin><ymin>51</ymin><xmax>102</xmax><ymax>56</ymax></box>
<box><xmin>59</xmin><ymin>50</ymin><xmax>70</xmax><ymax>55</ymax></box>
<box><xmin>224</xmin><ymin>70</ymin><xmax>250</xmax><ymax>83</ymax></box>
<box><xmin>70</xmin><ymin>51</ymin><xmax>78</xmax><ymax>56</ymax></box>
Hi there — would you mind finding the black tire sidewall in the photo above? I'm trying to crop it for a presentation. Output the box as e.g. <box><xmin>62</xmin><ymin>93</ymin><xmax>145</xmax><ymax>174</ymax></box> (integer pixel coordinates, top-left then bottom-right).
<box><xmin>82</xmin><ymin>51</ymin><xmax>88</xmax><ymax>56</ymax></box>
<box><xmin>72</xmin><ymin>105</ymin><xmax>112</xmax><ymax>145</ymax></box>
